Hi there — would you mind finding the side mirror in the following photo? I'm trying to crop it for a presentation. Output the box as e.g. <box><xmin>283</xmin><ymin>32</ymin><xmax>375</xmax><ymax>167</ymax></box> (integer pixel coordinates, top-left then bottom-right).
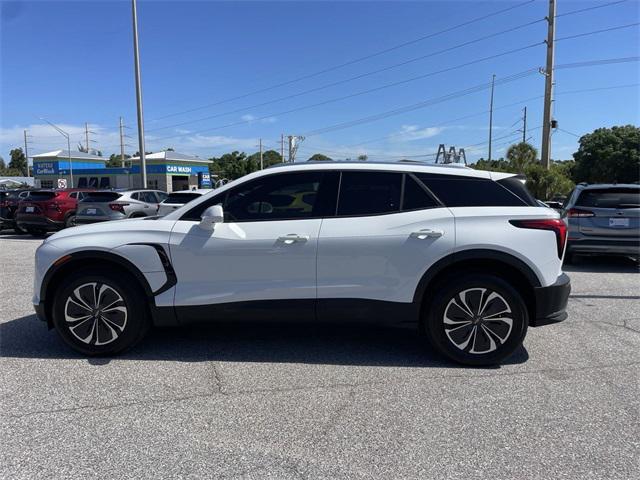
<box><xmin>199</xmin><ymin>204</ymin><xmax>224</xmax><ymax>230</ymax></box>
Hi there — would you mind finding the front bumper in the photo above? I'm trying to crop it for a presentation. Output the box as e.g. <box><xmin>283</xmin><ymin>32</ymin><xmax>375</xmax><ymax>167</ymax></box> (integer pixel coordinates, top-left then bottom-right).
<box><xmin>532</xmin><ymin>273</ymin><xmax>571</xmax><ymax>327</ymax></box>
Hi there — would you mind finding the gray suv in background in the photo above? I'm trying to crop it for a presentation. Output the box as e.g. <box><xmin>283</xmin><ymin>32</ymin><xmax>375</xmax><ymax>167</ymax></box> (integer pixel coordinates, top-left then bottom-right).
<box><xmin>562</xmin><ymin>183</ymin><xmax>639</xmax><ymax>262</ymax></box>
<box><xmin>76</xmin><ymin>189</ymin><xmax>168</xmax><ymax>224</ymax></box>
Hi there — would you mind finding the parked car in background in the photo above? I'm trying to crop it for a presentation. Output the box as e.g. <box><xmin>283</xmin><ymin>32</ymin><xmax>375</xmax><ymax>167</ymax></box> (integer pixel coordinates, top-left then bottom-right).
<box><xmin>75</xmin><ymin>189</ymin><xmax>168</xmax><ymax>224</ymax></box>
<box><xmin>0</xmin><ymin>189</ymin><xmax>32</xmax><ymax>233</ymax></box>
<box><xmin>156</xmin><ymin>189</ymin><xmax>210</xmax><ymax>216</ymax></box>
<box><xmin>562</xmin><ymin>183</ymin><xmax>640</xmax><ymax>262</ymax></box>
<box><xmin>16</xmin><ymin>189</ymin><xmax>95</xmax><ymax>236</ymax></box>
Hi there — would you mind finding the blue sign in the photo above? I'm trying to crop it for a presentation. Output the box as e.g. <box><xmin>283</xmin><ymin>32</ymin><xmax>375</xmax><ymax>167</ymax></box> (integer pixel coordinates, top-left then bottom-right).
<box><xmin>34</xmin><ymin>161</ymin><xmax>59</xmax><ymax>175</ymax></box>
<box><xmin>198</xmin><ymin>172</ymin><xmax>212</xmax><ymax>188</ymax></box>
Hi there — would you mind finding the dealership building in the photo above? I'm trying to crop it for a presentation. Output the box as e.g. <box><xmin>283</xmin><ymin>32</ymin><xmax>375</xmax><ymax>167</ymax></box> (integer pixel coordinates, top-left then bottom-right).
<box><xmin>32</xmin><ymin>150</ymin><xmax>213</xmax><ymax>191</ymax></box>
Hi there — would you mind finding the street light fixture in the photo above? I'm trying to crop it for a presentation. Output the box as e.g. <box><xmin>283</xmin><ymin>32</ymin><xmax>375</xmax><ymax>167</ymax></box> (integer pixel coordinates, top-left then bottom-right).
<box><xmin>40</xmin><ymin>117</ymin><xmax>74</xmax><ymax>188</ymax></box>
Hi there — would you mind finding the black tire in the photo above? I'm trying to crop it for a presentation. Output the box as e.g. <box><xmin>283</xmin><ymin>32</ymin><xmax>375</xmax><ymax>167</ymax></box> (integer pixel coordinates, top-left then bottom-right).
<box><xmin>26</xmin><ymin>228</ymin><xmax>46</xmax><ymax>237</ymax></box>
<box><xmin>64</xmin><ymin>212</ymin><xmax>77</xmax><ymax>228</ymax></box>
<box><xmin>52</xmin><ymin>268</ymin><xmax>150</xmax><ymax>356</ymax></box>
<box><xmin>423</xmin><ymin>274</ymin><xmax>528</xmax><ymax>366</ymax></box>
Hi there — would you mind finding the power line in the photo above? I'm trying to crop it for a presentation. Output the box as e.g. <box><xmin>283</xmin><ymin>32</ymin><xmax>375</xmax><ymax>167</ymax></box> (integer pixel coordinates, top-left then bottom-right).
<box><xmin>151</xmin><ymin>46</ymin><xmax>544</xmax><ymax>142</ymax></box>
<box><xmin>556</xmin><ymin>128</ymin><xmax>581</xmax><ymax>138</ymax></box>
<box><xmin>146</xmin><ymin>17</ymin><xmax>546</xmax><ymax>132</ymax></box>
<box><xmin>555</xmin><ymin>0</ymin><xmax>628</xmax><ymax>18</ymax></box>
<box><xmin>149</xmin><ymin>0</ymin><xmax>536</xmax><ymax>122</ymax></box>
<box><xmin>555</xmin><ymin>22</ymin><xmax>639</xmax><ymax>42</ymax></box>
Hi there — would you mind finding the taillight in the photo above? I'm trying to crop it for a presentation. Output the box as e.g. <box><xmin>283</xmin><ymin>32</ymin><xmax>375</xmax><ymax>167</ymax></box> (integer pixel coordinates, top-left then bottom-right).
<box><xmin>109</xmin><ymin>203</ymin><xmax>128</xmax><ymax>213</ymax></box>
<box><xmin>567</xmin><ymin>208</ymin><xmax>595</xmax><ymax>217</ymax></box>
<box><xmin>509</xmin><ymin>218</ymin><xmax>568</xmax><ymax>259</ymax></box>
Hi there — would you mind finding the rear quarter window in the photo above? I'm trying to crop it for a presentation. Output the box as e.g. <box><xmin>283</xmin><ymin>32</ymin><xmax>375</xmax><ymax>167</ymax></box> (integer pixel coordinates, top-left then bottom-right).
<box><xmin>81</xmin><ymin>192</ymin><xmax>122</xmax><ymax>202</ymax></box>
<box><xmin>28</xmin><ymin>191</ymin><xmax>57</xmax><ymax>201</ymax></box>
<box><xmin>415</xmin><ymin>173</ymin><xmax>528</xmax><ymax>207</ymax></box>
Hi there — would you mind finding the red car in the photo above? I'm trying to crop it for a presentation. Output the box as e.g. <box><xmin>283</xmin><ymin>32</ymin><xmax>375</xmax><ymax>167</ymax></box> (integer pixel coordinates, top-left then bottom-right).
<box><xmin>16</xmin><ymin>188</ymin><xmax>96</xmax><ymax>236</ymax></box>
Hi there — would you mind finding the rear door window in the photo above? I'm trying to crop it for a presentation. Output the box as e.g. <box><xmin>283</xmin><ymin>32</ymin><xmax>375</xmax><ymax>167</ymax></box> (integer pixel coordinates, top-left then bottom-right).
<box><xmin>576</xmin><ymin>188</ymin><xmax>640</xmax><ymax>209</ymax></box>
<box><xmin>337</xmin><ymin>171</ymin><xmax>402</xmax><ymax>216</ymax></box>
<box><xmin>415</xmin><ymin>173</ymin><xmax>528</xmax><ymax>207</ymax></box>
<box><xmin>403</xmin><ymin>174</ymin><xmax>439</xmax><ymax>211</ymax></box>
<box><xmin>28</xmin><ymin>191</ymin><xmax>57</xmax><ymax>201</ymax></box>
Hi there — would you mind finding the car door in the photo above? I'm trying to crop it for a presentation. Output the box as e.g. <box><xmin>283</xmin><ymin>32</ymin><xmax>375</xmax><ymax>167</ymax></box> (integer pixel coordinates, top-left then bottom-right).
<box><xmin>169</xmin><ymin>170</ymin><xmax>338</xmax><ymax>321</ymax></box>
<box><xmin>316</xmin><ymin>171</ymin><xmax>455</xmax><ymax>307</ymax></box>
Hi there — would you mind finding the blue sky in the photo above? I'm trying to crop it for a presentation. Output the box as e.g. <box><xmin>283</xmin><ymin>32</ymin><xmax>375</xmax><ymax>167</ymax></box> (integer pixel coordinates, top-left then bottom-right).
<box><xmin>1</xmin><ymin>0</ymin><xmax>638</xmax><ymax>164</ymax></box>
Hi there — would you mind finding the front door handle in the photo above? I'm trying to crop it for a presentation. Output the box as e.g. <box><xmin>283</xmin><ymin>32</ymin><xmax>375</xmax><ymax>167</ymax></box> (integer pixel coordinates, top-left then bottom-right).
<box><xmin>410</xmin><ymin>229</ymin><xmax>443</xmax><ymax>240</ymax></box>
<box><xmin>277</xmin><ymin>234</ymin><xmax>309</xmax><ymax>244</ymax></box>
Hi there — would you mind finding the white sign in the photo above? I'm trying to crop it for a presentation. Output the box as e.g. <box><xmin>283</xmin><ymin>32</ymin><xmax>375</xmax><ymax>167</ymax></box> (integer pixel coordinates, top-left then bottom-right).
<box><xmin>57</xmin><ymin>178</ymin><xmax>67</xmax><ymax>189</ymax></box>
<box><xmin>166</xmin><ymin>165</ymin><xmax>193</xmax><ymax>174</ymax></box>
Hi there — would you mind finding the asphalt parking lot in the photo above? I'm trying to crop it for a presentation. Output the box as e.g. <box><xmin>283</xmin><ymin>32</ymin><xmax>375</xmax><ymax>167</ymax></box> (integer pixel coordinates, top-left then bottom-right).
<box><xmin>1</xmin><ymin>233</ymin><xmax>639</xmax><ymax>480</ymax></box>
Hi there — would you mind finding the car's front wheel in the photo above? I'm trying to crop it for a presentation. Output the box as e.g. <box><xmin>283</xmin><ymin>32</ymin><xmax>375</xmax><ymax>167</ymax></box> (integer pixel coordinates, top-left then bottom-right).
<box><xmin>424</xmin><ymin>274</ymin><xmax>528</xmax><ymax>366</ymax></box>
<box><xmin>52</xmin><ymin>269</ymin><xmax>150</xmax><ymax>356</ymax></box>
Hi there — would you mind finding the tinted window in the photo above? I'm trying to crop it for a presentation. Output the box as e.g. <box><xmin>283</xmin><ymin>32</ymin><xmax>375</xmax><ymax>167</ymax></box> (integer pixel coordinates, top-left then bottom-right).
<box><xmin>403</xmin><ymin>174</ymin><xmax>439</xmax><ymax>210</ymax></box>
<box><xmin>576</xmin><ymin>188</ymin><xmax>640</xmax><ymax>209</ymax></box>
<box><xmin>130</xmin><ymin>192</ymin><xmax>139</xmax><ymax>200</ymax></box>
<box><xmin>225</xmin><ymin>172</ymin><xmax>325</xmax><ymax>222</ymax></box>
<box><xmin>140</xmin><ymin>192</ymin><xmax>157</xmax><ymax>203</ymax></box>
<box><xmin>497</xmin><ymin>177</ymin><xmax>538</xmax><ymax>206</ymax></box>
<box><xmin>29</xmin><ymin>191</ymin><xmax>57</xmax><ymax>201</ymax></box>
<box><xmin>69</xmin><ymin>192</ymin><xmax>78</xmax><ymax>199</ymax></box>
<box><xmin>156</xmin><ymin>192</ymin><xmax>168</xmax><ymax>202</ymax></box>
<box><xmin>164</xmin><ymin>193</ymin><xmax>201</xmax><ymax>204</ymax></box>
<box><xmin>82</xmin><ymin>192</ymin><xmax>122</xmax><ymax>203</ymax></box>
<box><xmin>415</xmin><ymin>173</ymin><xmax>528</xmax><ymax>207</ymax></box>
<box><xmin>337</xmin><ymin>171</ymin><xmax>401</xmax><ymax>216</ymax></box>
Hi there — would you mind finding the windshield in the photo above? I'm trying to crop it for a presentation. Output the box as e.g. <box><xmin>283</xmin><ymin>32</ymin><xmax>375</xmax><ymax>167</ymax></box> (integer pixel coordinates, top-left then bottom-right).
<box><xmin>81</xmin><ymin>192</ymin><xmax>123</xmax><ymax>202</ymax></box>
<box><xmin>163</xmin><ymin>193</ymin><xmax>202</xmax><ymax>204</ymax></box>
<box><xmin>576</xmin><ymin>188</ymin><xmax>640</xmax><ymax>209</ymax></box>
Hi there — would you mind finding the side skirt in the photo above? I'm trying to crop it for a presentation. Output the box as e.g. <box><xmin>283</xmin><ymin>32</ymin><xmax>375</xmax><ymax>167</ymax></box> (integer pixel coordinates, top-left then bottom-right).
<box><xmin>167</xmin><ymin>299</ymin><xmax>419</xmax><ymax>327</ymax></box>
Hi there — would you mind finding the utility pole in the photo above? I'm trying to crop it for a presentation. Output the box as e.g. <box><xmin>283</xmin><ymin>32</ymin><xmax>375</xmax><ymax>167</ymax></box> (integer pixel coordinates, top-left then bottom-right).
<box><xmin>131</xmin><ymin>0</ymin><xmax>147</xmax><ymax>187</ymax></box>
<box><xmin>119</xmin><ymin>117</ymin><xmax>126</xmax><ymax>167</ymax></box>
<box><xmin>522</xmin><ymin>106</ymin><xmax>527</xmax><ymax>143</ymax></box>
<box><xmin>541</xmin><ymin>0</ymin><xmax>556</xmax><ymax>169</ymax></box>
<box><xmin>23</xmin><ymin>130</ymin><xmax>31</xmax><ymax>177</ymax></box>
<box><xmin>488</xmin><ymin>74</ymin><xmax>496</xmax><ymax>161</ymax></box>
<box><xmin>85</xmin><ymin>122</ymin><xmax>90</xmax><ymax>152</ymax></box>
<box><xmin>287</xmin><ymin>135</ymin><xmax>305</xmax><ymax>163</ymax></box>
<box><xmin>259</xmin><ymin>138</ymin><xmax>264</xmax><ymax>169</ymax></box>
<box><xmin>280</xmin><ymin>134</ymin><xmax>285</xmax><ymax>163</ymax></box>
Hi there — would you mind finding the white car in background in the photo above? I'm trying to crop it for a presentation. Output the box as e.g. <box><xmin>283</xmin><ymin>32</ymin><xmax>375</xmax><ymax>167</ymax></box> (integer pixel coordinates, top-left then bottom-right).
<box><xmin>33</xmin><ymin>161</ymin><xmax>570</xmax><ymax>365</ymax></box>
<box><xmin>156</xmin><ymin>189</ymin><xmax>211</xmax><ymax>216</ymax></box>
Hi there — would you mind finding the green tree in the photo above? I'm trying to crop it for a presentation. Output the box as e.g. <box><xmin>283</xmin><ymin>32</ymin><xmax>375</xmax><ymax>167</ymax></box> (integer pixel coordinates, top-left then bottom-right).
<box><xmin>472</xmin><ymin>157</ymin><xmax>511</xmax><ymax>172</ymax></box>
<box><xmin>247</xmin><ymin>149</ymin><xmax>283</xmax><ymax>168</ymax></box>
<box><xmin>308</xmin><ymin>153</ymin><xmax>332</xmax><ymax>161</ymax></box>
<box><xmin>357</xmin><ymin>154</ymin><xmax>368</xmax><ymax>161</ymax></box>
<box><xmin>107</xmin><ymin>153</ymin><xmax>131</xmax><ymax>167</ymax></box>
<box><xmin>506</xmin><ymin>142</ymin><xmax>537</xmax><ymax>173</ymax></box>
<box><xmin>0</xmin><ymin>156</ymin><xmax>5</xmax><ymax>170</ymax></box>
<box><xmin>572</xmin><ymin>125</ymin><xmax>639</xmax><ymax>183</ymax></box>
<box><xmin>524</xmin><ymin>162</ymin><xmax>574</xmax><ymax>200</ymax></box>
<box><xmin>9</xmin><ymin>148</ymin><xmax>27</xmax><ymax>176</ymax></box>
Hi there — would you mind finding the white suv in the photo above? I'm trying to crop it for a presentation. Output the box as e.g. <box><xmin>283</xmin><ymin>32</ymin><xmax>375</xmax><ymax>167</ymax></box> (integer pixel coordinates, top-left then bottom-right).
<box><xmin>33</xmin><ymin>162</ymin><xmax>570</xmax><ymax>365</ymax></box>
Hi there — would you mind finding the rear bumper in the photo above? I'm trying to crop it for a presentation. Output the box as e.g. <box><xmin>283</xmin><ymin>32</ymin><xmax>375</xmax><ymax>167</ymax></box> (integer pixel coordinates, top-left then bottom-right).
<box><xmin>16</xmin><ymin>214</ymin><xmax>64</xmax><ymax>231</ymax></box>
<box><xmin>532</xmin><ymin>273</ymin><xmax>571</xmax><ymax>327</ymax></box>
<box><xmin>567</xmin><ymin>238</ymin><xmax>640</xmax><ymax>256</ymax></box>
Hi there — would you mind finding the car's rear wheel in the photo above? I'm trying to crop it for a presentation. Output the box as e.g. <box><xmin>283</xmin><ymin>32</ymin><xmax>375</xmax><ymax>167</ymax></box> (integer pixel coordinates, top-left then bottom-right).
<box><xmin>424</xmin><ymin>274</ymin><xmax>528</xmax><ymax>366</ymax></box>
<box><xmin>52</xmin><ymin>269</ymin><xmax>150</xmax><ymax>356</ymax></box>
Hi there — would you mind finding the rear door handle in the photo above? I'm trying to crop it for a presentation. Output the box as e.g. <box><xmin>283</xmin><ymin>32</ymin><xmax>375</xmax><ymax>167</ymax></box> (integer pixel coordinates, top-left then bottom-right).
<box><xmin>410</xmin><ymin>229</ymin><xmax>443</xmax><ymax>239</ymax></box>
<box><xmin>277</xmin><ymin>234</ymin><xmax>309</xmax><ymax>244</ymax></box>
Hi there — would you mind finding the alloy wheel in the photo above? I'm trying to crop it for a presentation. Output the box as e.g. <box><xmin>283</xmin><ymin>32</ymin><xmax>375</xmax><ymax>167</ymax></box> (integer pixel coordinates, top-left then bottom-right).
<box><xmin>443</xmin><ymin>288</ymin><xmax>514</xmax><ymax>354</ymax></box>
<box><xmin>64</xmin><ymin>282</ymin><xmax>128</xmax><ymax>345</ymax></box>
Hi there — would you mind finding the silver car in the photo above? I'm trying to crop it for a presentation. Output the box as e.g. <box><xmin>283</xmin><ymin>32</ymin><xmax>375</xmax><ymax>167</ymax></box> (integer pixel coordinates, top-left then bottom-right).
<box><xmin>156</xmin><ymin>189</ymin><xmax>210</xmax><ymax>216</ymax></box>
<box><xmin>76</xmin><ymin>189</ymin><xmax>168</xmax><ymax>224</ymax></box>
<box><xmin>562</xmin><ymin>183</ymin><xmax>639</xmax><ymax>262</ymax></box>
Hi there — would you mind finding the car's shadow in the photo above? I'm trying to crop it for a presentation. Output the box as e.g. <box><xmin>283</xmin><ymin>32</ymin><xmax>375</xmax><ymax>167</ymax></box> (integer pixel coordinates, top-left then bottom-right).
<box><xmin>0</xmin><ymin>314</ymin><xmax>529</xmax><ymax>368</ymax></box>
<box><xmin>563</xmin><ymin>255</ymin><xmax>639</xmax><ymax>274</ymax></box>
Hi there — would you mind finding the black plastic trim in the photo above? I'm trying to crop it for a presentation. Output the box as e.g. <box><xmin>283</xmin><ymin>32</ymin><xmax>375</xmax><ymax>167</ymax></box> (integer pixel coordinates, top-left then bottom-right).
<box><xmin>532</xmin><ymin>273</ymin><xmax>571</xmax><ymax>327</ymax></box>
<box><xmin>128</xmin><ymin>243</ymin><xmax>177</xmax><ymax>296</ymax></box>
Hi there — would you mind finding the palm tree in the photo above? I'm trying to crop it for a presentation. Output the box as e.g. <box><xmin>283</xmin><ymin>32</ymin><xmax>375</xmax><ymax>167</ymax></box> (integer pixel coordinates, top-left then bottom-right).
<box><xmin>506</xmin><ymin>142</ymin><xmax>538</xmax><ymax>173</ymax></box>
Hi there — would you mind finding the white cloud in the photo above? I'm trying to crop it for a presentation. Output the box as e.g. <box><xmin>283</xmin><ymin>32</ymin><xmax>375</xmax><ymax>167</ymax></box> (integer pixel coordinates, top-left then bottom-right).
<box><xmin>241</xmin><ymin>114</ymin><xmax>256</xmax><ymax>122</ymax></box>
<box><xmin>393</xmin><ymin>125</ymin><xmax>445</xmax><ymax>142</ymax></box>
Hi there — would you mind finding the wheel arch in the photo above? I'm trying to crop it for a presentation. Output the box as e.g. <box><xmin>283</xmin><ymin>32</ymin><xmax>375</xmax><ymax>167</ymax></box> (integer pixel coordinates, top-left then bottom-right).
<box><xmin>40</xmin><ymin>250</ymin><xmax>164</xmax><ymax>329</ymax></box>
<box><xmin>414</xmin><ymin>249</ymin><xmax>541</xmax><ymax>327</ymax></box>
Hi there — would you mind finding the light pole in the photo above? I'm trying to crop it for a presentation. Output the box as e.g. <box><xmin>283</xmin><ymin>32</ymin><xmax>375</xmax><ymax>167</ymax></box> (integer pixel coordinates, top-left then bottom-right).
<box><xmin>131</xmin><ymin>0</ymin><xmax>147</xmax><ymax>187</ymax></box>
<box><xmin>40</xmin><ymin>117</ymin><xmax>74</xmax><ymax>188</ymax></box>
